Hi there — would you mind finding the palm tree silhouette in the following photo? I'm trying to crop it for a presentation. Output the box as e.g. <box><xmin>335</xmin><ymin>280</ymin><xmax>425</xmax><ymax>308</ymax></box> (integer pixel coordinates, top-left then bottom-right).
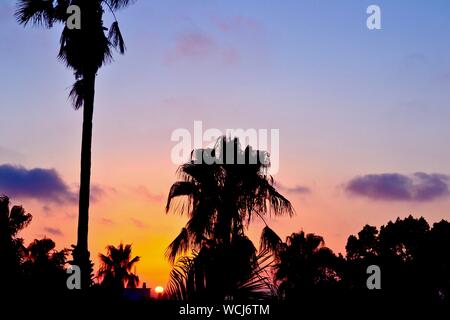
<box><xmin>23</xmin><ymin>238</ymin><xmax>68</xmax><ymax>290</ymax></box>
<box><xmin>166</xmin><ymin>137</ymin><xmax>294</xmax><ymax>262</ymax></box>
<box><xmin>165</xmin><ymin>137</ymin><xmax>293</xmax><ymax>300</ymax></box>
<box><xmin>274</xmin><ymin>231</ymin><xmax>340</xmax><ymax>300</ymax></box>
<box><xmin>167</xmin><ymin>237</ymin><xmax>276</xmax><ymax>301</ymax></box>
<box><xmin>0</xmin><ymin>196</ymin><xmax>32</xmax><ymax>289</ymax></box>
<box><xmin>15</xmin><ymin>0</ymin><xmax>136</xmax><ymax>288</ymax></box>
<box><xmin>98</xmin><ymin>243</ymin><xmax>140</xmax><ymax>289</ymax></box>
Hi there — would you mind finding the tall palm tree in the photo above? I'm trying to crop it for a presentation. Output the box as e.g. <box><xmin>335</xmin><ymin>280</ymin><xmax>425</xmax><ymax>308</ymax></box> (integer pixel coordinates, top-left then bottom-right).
<box><xmin>98</xmin><ymin>243</ymin><xmax>140</xmax><ymax>289</ymax></box>
<box><xmin>15</xmin><ymin>0</ymin><xmax>136</xmax><ymax>288</ymax></box>
<box><xmin>166</xmin><ymin>136</ymin><xmax>294</xmax><ymax>262</ymax></box>
<box><xmin>165</xmin><ymin>137</ymin><xmax>293</xmax><ymax>299</ymax></box>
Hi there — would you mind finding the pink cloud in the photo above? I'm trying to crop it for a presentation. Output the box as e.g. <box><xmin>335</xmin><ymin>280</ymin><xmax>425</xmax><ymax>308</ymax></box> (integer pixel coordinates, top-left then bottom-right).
<box><xmin>100</xmin><ymin>218</ymin><xmax>115</xmax><ymax>226</ymax></box>
<box><xmin>134</xmin><ymin>186</ymin><xmax>164</xmax><ymax>203</ymax></box>
<box><xmin>166</xmin><ymin>33</ymin><xmax>216</xmax><ymax>63</ymax></box>
<box><xmin>213</xmin><ymin>15</ymin><xmax>262</xmax><ymax>34</ymax></box>
<box><xmin>131</xmin><ymin>218</ymin><xmax>149</xmax><ymax>229</ymax></box>
<box><xmin>165</xmin><ymin>32</ymin><xmax>239</xmax><ymax>65</ymax></box>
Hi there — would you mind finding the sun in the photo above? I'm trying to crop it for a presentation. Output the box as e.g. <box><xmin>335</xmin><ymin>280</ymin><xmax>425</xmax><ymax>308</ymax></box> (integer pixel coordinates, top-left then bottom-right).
<box><xmin>154</xmin><ymin>286</ymin><xmax>164</xmax><ymax>294</ymax></box>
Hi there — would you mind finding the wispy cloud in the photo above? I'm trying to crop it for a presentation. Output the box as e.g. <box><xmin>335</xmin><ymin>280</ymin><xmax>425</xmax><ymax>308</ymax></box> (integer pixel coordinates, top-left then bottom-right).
<box><xmin>345</xmin><ymin>172</ymin><xmax>450</xmax><ymax>202</ymax></box>
<box><xmin>42</xmin><ymin>205</ymin><xmax>53</xmax><ymax>216</ymax></box>
<box><xmin>212</xmin><ymin>15</ymin><xmax>262</xmax><ymax>35</ymax></box>
<box><xmin>100</xmin><ymin>218</ymin><xmax>115</xmax><ymax>226</ymax></box>
<box><xmin>134</xmin><ymin>186</ymin><xmax>164</xmax><ymax>203</ymax></box>
<box><xmin>90</xmin><ymin>184</ymin><xmax>115</xmax><ymax>202</ymax></box>
<box><xmin>131</xmin><ymin>218</ymin><xmax>148</xmax><ymax>229</ymax></box>
<box><xmin>43</xmin><ymin>227</ymin><xmax>63</xmax><ymax>237</ymax></box>
<box><xmin>276</xmin><ymin>182</ymin><xmax>311</xmax><ymax>194</ymax></box>
<box><xmin>65</xmin><ymin>212</ymin><xmax>77</xmax><ymax>220</ymax></box>
<box><xmin>165</xmin><ymin>32</ymin><xmax>239</xmax><ymax>65</ymax></box>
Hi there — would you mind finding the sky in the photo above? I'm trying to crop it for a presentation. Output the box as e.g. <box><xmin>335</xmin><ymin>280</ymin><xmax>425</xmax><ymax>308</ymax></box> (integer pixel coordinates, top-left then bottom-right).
<box><xmin>1</xmin><ymin>0</ymin><xmax>450</xmax><ymax>289</ymax></box>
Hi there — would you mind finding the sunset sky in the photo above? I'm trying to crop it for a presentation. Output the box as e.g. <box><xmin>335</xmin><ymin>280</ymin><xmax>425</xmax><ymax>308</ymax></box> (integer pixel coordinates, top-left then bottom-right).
<box><xmin>1</xmin><ymin>0</ymin><xmax>450</xmax><ymax>289</ymax></box>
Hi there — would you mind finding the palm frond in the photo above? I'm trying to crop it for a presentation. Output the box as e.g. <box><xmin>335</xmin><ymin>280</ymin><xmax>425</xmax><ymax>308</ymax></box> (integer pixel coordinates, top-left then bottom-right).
<box><xmin>260</xmin><ymin>225</ymin><xmax>282</xmax><ymax>254</ymax></box>
<box><xmin>265</xmin><ymin>181</ymin><xmax>294</xmax><ymax>216</ymax></box>
<box><xmin>127</xmin><ymin>255</ymin><xmax>140</xmax><ymax>270</ymax></box>
<box><xmin>108</xmin><ymin>21</ymin><xmax>126</xmax><ymax>54</ymax></box>
<box><xmin>105</xmin><ymin>0</ymin><xmax>137</xmax><ymax>10</ymax></box>
<box><xmin>15</xmin><ymin>0</ymin><xmax>55</xmax><ymax>28</ymax></box>
<box><xmin>166</xmin><ymin>181</ymin><xmax>196</xmax><ymax>212</ymax></box>
<box><xmin>126</xmin><ymin>273</ymin><xmax>139</xmax><ymax>288</ymax></box>
<box><xmin>166</xmin><ymin>255</ymin><xmax>196</xmax><ymax>300</ymax></box>
<box><xmin>234</xmin><ymin>249</ymin><xmax>277</xmax><ymax>300</ymax></box>
<box><xmin>166</xmin><ymin>228</ymin><xmax>190</xmax><ymax>264</ymax></box>
<box><xmin>53</xmin><ymin>0</ymin><xmax>70</xmax><ymax>21</ymax></box>
<box><xmin>69</xmin><ymin>79</ymin><xmax>85</xmax><ymax>110</ymax></box>
<box><xmin>305</xmin><ymin>233</ymin><xmax>325</xmax><ymax>252</ymax></box>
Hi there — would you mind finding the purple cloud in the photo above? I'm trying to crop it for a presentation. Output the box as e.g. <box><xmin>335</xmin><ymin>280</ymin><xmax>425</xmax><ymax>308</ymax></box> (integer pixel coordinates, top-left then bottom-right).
<box><xmin>345</xmin><ymin>173</ymin><xmax>450</xmax><ymax>202</ymax></box>
<box><xmin>0</xmin><ymin>164</ymin><xmax>77</xmax><ymax>204</ymax></box>
<box><xmin>43</xmin><ymin>227</ymin><xmax>63</xmax><ymax>237</ymax></box>
<box><xmin>0</xmin><ymin>164</ymin><xmax>109</xmax><ymax>205</ymax></box>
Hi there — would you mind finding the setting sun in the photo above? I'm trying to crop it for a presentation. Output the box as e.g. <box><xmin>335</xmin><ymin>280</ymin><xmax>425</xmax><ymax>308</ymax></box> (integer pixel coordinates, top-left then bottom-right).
<box><xmin>155</xmin><ymin>286</ymin><xmax>164</xmax><ymax>294</ymax></box>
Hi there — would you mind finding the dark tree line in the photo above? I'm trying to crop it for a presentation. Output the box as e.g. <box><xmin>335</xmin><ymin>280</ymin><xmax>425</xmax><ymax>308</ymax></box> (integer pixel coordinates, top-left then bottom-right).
<box><xmin>0</xmin><ymin>196</ymin><xmax>67</xmax><ymax>293</ymax></box>
<box><xmin>2</xmin><ymin>139</ymin><xmax>449</xmax><ymax>306</ymax></box>
<box><xmin>343</xmin><ymin>216</ymin><xmax>450</xmax><ymax>304</ymax></box>
<box><xmin>165</xmin><ymin>137</ymin><xmax>450</xmax><ymax>306</ymax></box>
<box><xmin>0</xmin><ymin>196</ymin><xmax>140</xmax><ymax>297</ymax></box>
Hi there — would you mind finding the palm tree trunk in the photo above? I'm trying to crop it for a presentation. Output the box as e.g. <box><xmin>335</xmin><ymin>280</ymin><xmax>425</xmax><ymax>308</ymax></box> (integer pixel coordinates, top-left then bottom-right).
<box><xmin>75</xmin><ymin>71</ymin><xmax>96</xmax><ymax>289</ymax></box>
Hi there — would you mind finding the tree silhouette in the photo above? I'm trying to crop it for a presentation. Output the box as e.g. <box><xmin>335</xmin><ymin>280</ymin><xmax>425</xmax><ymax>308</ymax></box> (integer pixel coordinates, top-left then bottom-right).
<box><xmin>426</xmin><ymin>220</ymin><xmax>450</xmax><ymax>302</ymax></box>
<box><xmin>0</xmin><ymin>196</ymin><xmax>69</xmax><ymax>295</ymax></box>
<box><xmin>166</xmin><ymin>137</ymin><xmax>293</xmax><ymax>300</ymax></box>
<box><xmin>274</xmin><ymin>231</ymin><xmax>341</xmax><ymax>300</ymax></box>
<box><xmin>23</xmin><ymin>238</ymin><xmax>68</xmax><ymax>290</ymax></box>
<box><xmin>344</xmin><ymin>215</ymin><xmax>450</xmax><ymax>304</ymax></box>
<box><xmin>0</xmin><ymin>196</ymin><xmax>32</xmax><ymax>289</ymax></box>
<box><xmin>98</xmin><ymin>243</ymin><xmax>140</xmax><ymax>289</ymax></box>
<box><xmin>167</xmin><ymin>235</ymin><xmax>276</xmax><ymax>301</ymax></box>
<box><xmin>166</xmin><ymin>137</ymin><xmax>293</xmax><ymax>261</ymax></box>
<box><xmin>15</xmin><ymin>0</ymin><xmax>136</xmax><ymax>289</ymax></box>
